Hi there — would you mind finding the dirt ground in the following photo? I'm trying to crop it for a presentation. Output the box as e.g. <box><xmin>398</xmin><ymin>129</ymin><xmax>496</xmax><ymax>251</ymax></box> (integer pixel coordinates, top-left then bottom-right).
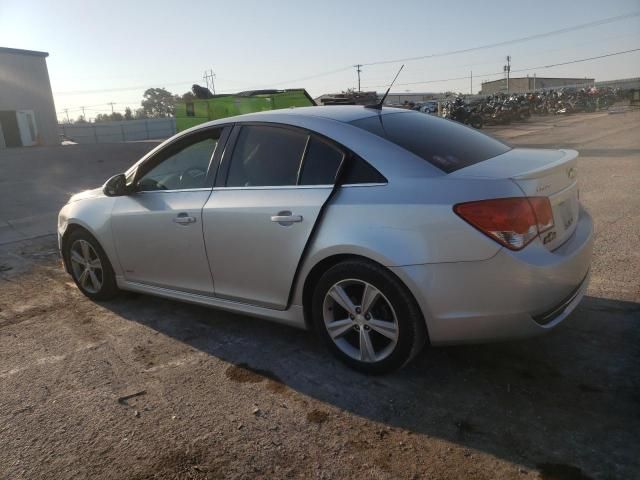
<box><xmin>1</xmin><ymin>110</ymin><xmax>639</xmax><ymax>480</ymax></box>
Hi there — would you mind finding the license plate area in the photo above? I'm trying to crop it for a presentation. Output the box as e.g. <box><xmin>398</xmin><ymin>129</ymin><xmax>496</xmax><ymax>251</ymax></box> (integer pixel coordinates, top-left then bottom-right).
<box><xmin>557</xmin><ymin>200</ymin><xmax>575</xmax><ymax>230</ymax></box>
<box><xmin>546</xmin><ymin>186</ymin><xmax>579</xmax><ymax>250</ymax></box>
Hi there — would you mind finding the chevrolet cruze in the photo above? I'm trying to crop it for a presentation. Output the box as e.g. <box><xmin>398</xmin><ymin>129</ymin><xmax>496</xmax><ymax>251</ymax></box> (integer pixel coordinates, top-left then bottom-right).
<box><xmin>58</xmin><ymin>106</ymin><xmax>593</xmax><ymax>373</ymax></box>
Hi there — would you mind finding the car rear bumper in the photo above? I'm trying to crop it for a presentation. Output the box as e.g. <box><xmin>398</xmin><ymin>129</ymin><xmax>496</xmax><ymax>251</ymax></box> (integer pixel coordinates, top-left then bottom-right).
<box><xmin>391</xmin><ymin>207</ymin><xmax>594</xmax><ymax>345</ymax></box>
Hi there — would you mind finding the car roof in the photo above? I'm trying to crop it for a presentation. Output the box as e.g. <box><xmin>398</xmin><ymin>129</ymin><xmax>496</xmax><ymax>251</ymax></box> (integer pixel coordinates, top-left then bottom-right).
<box><xmin>198</xmin><ymin>105</ymin><xmax>413</xmax><ymax>127</ymax></box>
<box><xmin>137</xmin><ymin>105</ymin><xmax>440</xmax><ymax>181</ymax></box>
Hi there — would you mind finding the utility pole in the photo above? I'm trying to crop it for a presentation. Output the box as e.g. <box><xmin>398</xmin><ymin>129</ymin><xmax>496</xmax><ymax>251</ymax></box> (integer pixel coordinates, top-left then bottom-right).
<box><xmin>470</xmin><ymin>71</ymin><xmax>473</xmax><ymax>95</ymax></box>
<box><xmin>108</xmin><ymin>102</ymin><xmax>116</xmax><ymax>114</ymax></box>
<box><xmin>354</xmin><ymin>64</ymin><xmax>362</xmax><ymax>93</ymax></box>
<box><xmin>64</xmin><ymin>109</ymin><xmax>70</xmax><ymax>123</ymax></box>
<box><xmin>203</xmin><ymin>69</ymin><xmax>216</xmax><ymax>95</ymax></box>
<box><xmin>81</xmin><ymin>106</ymin><xmax>86</xmax><ymax>119</ymax></box>
<box><xmin>503</xmin><ymin>55</ymin><xmax>511</xmax><ymax>93</ymax></box>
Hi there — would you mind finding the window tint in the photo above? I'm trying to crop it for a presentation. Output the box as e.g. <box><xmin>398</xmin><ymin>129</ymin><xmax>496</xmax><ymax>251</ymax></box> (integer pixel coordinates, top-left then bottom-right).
<box><xmin>350</xmin><ymin>111</ymin><xmax>511</xmax><ymax>173</ymax></box>
<box><xmin>342</xmin><ymin>155</ymin><xmax>387</xmax><ymax>184</ymax></box>
<box><xmin>137</xmin><ymin>137</ymin><xmax>217</xmax><ymax>191</ymax></box>
<box><xmin>226</xmin><ymin>125</ymin><xmax>308</xmax><ymax>187</ymax></box>
<box><xmin>299</xmin><ymin>137</ymin><xmax>344</xmax><ymax>185</ymax></box>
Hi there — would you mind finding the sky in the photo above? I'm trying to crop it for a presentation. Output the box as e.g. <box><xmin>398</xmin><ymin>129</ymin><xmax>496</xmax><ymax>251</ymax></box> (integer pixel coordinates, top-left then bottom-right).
<box><xmin>1</xmin><ymin>0</ymin><xmax>639</xmax><ymax>122</ymax></box>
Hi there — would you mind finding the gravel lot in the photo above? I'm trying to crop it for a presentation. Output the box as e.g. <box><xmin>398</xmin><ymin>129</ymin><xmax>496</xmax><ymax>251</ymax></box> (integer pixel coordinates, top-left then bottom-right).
<box><xmin>1</xmin><ymin>110</ymin><xmax>639</xmax><ymax>480</ymax></box>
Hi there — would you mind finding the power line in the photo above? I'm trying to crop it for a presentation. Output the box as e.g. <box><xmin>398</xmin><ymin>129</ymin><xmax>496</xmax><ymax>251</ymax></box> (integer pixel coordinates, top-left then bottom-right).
<box><xmin>331</xmin><ymin>30</ymin><xmax>640</xmax><ymax>88</ymax></box>
<box><xmin>52</xmin><ymin>13</ymin><xmax>638</xmax><ymax>99</ymax></box>
<box><xmin>355</xmin><ymin>64</ymin><xmax>362</xmax><ymax>92</ymax></box>
<box><xmin>53</xmin><ymin>12</ymin><xmax>639</xmax><ymax>107</ymax></box>
<box><xmin>203</xmin><ymin>69</ymin><xmax>216</xmax><ymax>94</ymax></box>
<box><xmin>59</xmin><ymin>46</ymin><xmax>639</xmax><ymax>115</ymax></box>
<box><xmin>361</xmin><ymin>47</ymin><xmax>640</xmax><ymax>90</ymax></box>
<box><xmin>55</xmin><ymin>80</ymin><xmax>195</xmax><ymax>95</ymax></box>
<box><xmin>194</xmin><ymin>14</ymin><xmax>636</xmax><ymax>89</ymax></box>
<box><xmin>511</xmin><ymin>47</ymin><xmax>640</xmax><ymax>73</ymax></box>
<box><xmin>359</xmin><ymin>11</ymin><xmax>640</xmax><ymax>67</ymax></box>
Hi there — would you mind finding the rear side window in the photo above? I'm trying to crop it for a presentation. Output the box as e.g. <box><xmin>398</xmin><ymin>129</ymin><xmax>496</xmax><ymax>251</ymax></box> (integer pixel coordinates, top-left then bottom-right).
<box><xmin>299</xmin><ymin>137</ymin><xmax>344</xmax><ymax>185</ymax></box>
<box><xmin>342</xmin><ymin>155</ymin><xmax>387</xmax><ymax>184</ymax></box>
<box><xmin>226</xmin><ymin>125</ymin><xmax>307</xmax><ymax>187</ymax></box>
<box><xmin>350</xmin><ymin>111</ymin><xmax>510</xmax><ymax>173</ymax></box>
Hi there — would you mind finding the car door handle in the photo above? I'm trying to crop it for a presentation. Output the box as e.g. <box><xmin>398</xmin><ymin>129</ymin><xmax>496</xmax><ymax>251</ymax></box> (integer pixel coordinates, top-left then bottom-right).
<box><xmin>173</xmin><ymin>213</ymin><xmax>197</xmax><ymax>225</ymax></box>
<box><xmin>271</xmin><ymin>211</ymin><xmax>303</xmax><ymax>225</ymax></box>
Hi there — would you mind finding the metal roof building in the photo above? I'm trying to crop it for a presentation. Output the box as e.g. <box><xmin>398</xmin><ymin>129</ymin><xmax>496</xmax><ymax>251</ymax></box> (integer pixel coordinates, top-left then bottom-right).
<box><xmin>595</xmin><ymin>77</ymin><xmax>640</xmax><ymax>90</ymax></box>
<box><xmin>0</xmin><ymin>47</ymin><xmax>59</xmax><ymax>147</ymax></box>
<box><xmin>480</xmin><ymin>76</ymin><xmax>595</xmax><ymax>95</ymax></box>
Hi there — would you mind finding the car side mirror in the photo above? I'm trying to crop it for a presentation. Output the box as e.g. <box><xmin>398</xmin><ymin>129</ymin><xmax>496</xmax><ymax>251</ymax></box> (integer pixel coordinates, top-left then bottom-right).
<box><xmin>103</xmin><ymin>173</ymin><xmax>128</xmax><ymax>197</ymax></box>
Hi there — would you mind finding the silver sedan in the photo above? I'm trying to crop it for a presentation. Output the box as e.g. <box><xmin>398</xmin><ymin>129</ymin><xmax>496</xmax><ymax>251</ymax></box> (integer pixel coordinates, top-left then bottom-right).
<box><xmin>58</xmin><ymin>106</ymin><xmax>593</xmax><ymax>373</ymax></box>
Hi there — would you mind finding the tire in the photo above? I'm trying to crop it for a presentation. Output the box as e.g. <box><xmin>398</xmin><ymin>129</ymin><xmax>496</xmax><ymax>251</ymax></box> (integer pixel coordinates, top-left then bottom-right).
<box><xmin>63</xmin><ymin>229</ymin><xmax>118</xmax><ymax>301</ymax></box>
<box><xmin>311</xmin><ymin>259</ymin><xmax>427</xmax><ymax>374</ymax></box>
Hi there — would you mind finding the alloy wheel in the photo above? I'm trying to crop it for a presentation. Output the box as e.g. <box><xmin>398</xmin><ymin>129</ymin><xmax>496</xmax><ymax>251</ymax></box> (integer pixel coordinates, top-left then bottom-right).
<box><xmin>322</xmin><ymin>279</ymin><xmax>399</xmax><ymax>363</ymax></box>
<box><xmin>69</xmin><ymin>239</ymin><xmax>103</xmax><ymax>294</ymax></box>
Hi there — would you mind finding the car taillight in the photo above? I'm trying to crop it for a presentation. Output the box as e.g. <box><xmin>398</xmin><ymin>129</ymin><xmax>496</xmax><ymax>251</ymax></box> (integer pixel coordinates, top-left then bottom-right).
<box><xmin>527</xmin><ymin>197</ymin><xmax>554</xmax><ymax>233</ymax></box>
<box><xmin>454</xmin><ymin>197</ymin><xmax>555</xmax><ymax>251</ymax></box>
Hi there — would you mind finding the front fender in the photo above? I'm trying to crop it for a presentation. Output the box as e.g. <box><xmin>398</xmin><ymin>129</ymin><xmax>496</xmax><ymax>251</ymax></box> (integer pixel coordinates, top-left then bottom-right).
<box><xmin>58</xmin><ymin>196</ymin><xmax>120</xmax><ymax>275</ymax></box>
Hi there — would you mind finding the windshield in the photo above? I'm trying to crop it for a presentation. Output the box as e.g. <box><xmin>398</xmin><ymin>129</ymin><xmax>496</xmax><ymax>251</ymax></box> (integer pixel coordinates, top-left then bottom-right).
<box><xmin>350</xmin><ymin>111</ymin><xmax>511</xmax><ymax>173</ymax></box>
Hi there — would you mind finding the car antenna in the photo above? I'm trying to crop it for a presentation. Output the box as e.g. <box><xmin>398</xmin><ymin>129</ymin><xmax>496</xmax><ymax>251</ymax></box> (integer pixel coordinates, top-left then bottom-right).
<box><xmin>366</xmin><ymin>64</ymin><xmax>405</xmax><ymax>110</ymax></box>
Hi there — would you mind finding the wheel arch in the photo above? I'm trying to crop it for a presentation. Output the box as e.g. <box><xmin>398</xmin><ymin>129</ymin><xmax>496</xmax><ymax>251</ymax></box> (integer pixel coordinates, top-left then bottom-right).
<box><xmin>60</xmin><ymin>222</ymin><xmax>113</xmax><ymax>274</ymax></box>
<box><xmin>300</xmin><ymin>253</ymin><xmax>429</xmax><ymax>342</ymax></box>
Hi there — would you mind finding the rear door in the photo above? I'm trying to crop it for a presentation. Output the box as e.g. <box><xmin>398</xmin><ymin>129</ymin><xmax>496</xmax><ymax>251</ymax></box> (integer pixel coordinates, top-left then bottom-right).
<box><xmin>202</xmin><ymin>124</ymin><xmax>344</xmax><ymax>309</ymax></box>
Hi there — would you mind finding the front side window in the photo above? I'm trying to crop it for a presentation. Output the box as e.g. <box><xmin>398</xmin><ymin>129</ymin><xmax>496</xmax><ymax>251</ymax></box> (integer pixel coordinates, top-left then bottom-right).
<box><xmin>226</xmin><ymin>125</ymin><xmax>308</xmax><ymax>187</ymax></box>
<box><xmin>137</xmin><ymin>134</ymin><xmax>218</xmax><ymax>191</ymax></box>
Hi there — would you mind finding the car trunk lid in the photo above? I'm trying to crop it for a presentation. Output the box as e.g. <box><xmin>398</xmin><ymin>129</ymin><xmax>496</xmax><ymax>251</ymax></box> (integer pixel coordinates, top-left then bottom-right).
<box><xmin>451</xmin><ymin>148</ymin><xmax>579</xmax><ymax>250</ymax></box>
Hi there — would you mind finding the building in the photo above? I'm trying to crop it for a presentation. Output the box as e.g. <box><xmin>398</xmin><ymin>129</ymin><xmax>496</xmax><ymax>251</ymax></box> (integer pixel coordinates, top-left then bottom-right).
<box><xmin>0</xmin><ymin>47</ymin><xmax>59</xmax><ymax>147</ymax></box>
<box><xmin>595</xmin><ymin>77</ymin><xmax>640</xmax><ymax>90</ymax></box>
<box><xmin>480</xmin><ymin>76</ymin><xmax>595</xmax><ymax>95</ymax></box>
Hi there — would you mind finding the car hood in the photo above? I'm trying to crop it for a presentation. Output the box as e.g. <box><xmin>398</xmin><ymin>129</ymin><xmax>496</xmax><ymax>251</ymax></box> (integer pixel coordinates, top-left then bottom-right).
<box><xmin>68</xmin><ymin>187</ymin><xmax>104</xmax><ymax>204</ymax></box>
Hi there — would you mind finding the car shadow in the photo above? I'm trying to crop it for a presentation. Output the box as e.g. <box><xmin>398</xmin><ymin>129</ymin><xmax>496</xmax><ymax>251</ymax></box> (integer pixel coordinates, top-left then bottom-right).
<box><xmin>100</xmin><ymin>293</ymin><xmax>640</xmax><ymax>478</ymax></box>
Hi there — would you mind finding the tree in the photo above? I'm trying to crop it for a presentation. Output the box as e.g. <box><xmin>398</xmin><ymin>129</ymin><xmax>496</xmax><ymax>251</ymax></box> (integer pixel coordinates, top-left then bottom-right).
<box><xmin>75</xmin><ymin>115</ymin><xmax>88</xmax><ymax>124</ymax></box>
<box><xmin>124</xmin><ymin>107</ymin><xmax>133</xmax><ymax>120</ymax></box>
<box><xmin>141</xmin><ymin>87</ymin><xmax>176</xmax><ymax>117</ymax></box>
<box><xmin>134</xmin><ymin>108</ymin><xmax>148</xmax><ymax>119</ymax></box>
<box><xmin>94</xmin><ymin>112</ymin><xmax>124</xmax><ymax>123</ymax></box>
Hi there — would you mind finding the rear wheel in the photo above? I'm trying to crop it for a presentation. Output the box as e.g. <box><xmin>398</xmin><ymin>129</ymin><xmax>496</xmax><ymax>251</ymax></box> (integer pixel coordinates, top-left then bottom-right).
<box><xmin>64</xmin><ymin>229</ymin><xmax>118</xmax><ymax>301</ymax></box>
<box><xmin>312</xmin><ymin>260</ymin><xmax>426</xmax><ymax>374</ymax></box>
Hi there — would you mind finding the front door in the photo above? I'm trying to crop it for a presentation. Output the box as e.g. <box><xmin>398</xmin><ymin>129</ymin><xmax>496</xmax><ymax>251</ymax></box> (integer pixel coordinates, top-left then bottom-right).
<box><xmin>203</xmin><ymin>124</ymin><xmax>345</xmax><ymax>309</ymax></box>
<box><xmin>111</xmin><ymin>127</ymin><xmax>226</xmax><ymax>294</ymax></box>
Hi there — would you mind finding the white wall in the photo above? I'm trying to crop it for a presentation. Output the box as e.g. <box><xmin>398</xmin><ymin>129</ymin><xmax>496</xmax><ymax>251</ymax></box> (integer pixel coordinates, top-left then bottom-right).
<box><xmin>59</xmin><ymin>118</ymin><xmax>176</xmax><ymax>144</ymax></box>
<box><xmin>0</xmin><ymin>50</ymin><xmax>59</xmax><ymax>146</ymax></box>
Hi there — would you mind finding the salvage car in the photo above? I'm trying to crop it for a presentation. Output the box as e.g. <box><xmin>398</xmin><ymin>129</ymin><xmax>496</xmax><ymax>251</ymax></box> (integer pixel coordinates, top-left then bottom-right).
<box><xmin>58</xmin><ymin>106</ymin><xmax>593</xmax><ymax>373</ymax></box>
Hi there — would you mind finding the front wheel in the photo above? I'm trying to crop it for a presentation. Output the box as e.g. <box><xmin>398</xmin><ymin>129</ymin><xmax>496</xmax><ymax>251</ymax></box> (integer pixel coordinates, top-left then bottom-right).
<box><xmin>312</xmin><ymin>260</ymin><xmax>427</xmax><ymax>374</ymax></box>
<box><xmin>64</xmin><ymin>229</ymin><xmax>118</xmax><ymax>301</ymax></box>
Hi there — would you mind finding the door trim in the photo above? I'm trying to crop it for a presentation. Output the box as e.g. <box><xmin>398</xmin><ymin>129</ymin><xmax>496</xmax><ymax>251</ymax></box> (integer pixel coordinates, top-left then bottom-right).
<box><xmin>211</xmin><ymin>185</ymin><xmax>333</xmax><ymax>191</ymax></box>
<box><xmin>117</xmin><ymin>277</ymin><xmax>306</xmax><ymax>329</ymax></box>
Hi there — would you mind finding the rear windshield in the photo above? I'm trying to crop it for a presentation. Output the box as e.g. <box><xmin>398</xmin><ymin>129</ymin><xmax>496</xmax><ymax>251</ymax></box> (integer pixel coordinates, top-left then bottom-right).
<box><xmin>350</xmin><ymin>111</ymin><xmax>510</xmax><ymax>173</ymax></box>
